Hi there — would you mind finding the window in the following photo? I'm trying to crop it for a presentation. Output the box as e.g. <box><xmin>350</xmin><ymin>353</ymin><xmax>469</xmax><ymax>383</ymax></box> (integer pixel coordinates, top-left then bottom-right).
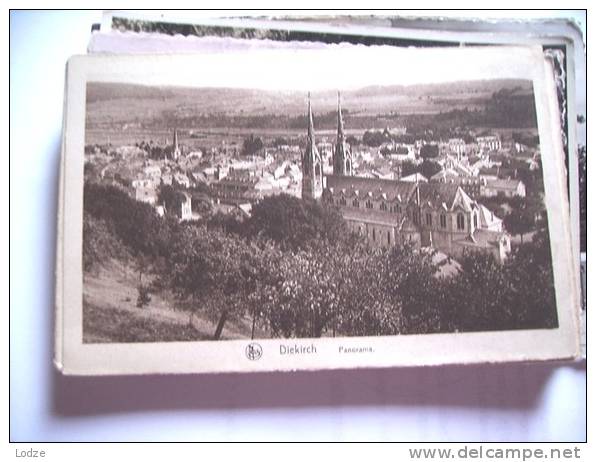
<box><xmin>387</xmin><ymin>231</ymin><xmax>391</xmax><ymax>245</ymax></box>
<box><xmin>413</xmin><ymin>210</ymin><xmax>420</xmax><ymax>225</ymax></box>
<box><xmin>380</xmin><ymin>202</ymin><xmax>387</xmax><ymax>211</ymax></box>
<box><xmin>372</xmin><ymin>228</ymin><xmax>376</xmax><ymax>242</ymax></box>
<box><xmin>366</xmin><ymin>200</ymin><xmax>373</xmax><ymax>209</ymax></box>
<box><xmin>457</xmin><ymin>213</ymin><xmax>465</xmax><ymax>230</ymax></box>
<box><xmin>426</xmin><ymin>213</ymin><xmax>432</xmax><ymax>227</ymax></box>
<box><xmin>340</xmin><ymin>197</ymin><xmax>346</xmax><ymax>206</ymax></box>
<box><xmin>440</xmin><ymin>214</ymin><xmax>446</xmax><ymax>229</ymax></box>
<box><xmin>352</xmin><ymin>199</ymin><xmax>359</xmax><ymax>208</ymax></box>
<box><xmin>473</xmin><ymin>213</ymin><xmax>478</xmax><ymax>229</ymax></box>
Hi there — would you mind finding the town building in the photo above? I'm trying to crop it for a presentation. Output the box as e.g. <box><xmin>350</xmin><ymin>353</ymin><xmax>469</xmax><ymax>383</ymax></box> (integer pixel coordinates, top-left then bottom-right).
<box><xmin>401</xmin><ymin>172</ymin><xmax>428</xmax><ymax>183</ymax></box>
<box><xmin>476</xmin><ymin>135</ymin><xmax>501</xmax><ymax>152</ymax></box>
<box><xmin>446</xmin><ymin>138</ymin><xmax>467</xmax><ymax>158</ymax></box>
<box><xmin>134</xmin><ymin>185</ymin><xmax>157</xmax><ymax>205</ymax></box>
<box><xmin>482</xmin><ymin>178</ymin><xmax>527</xmax><ymax>198</ymax></box>
<box><xmin>176</xmin><ymin>192</ymin><xmax>193</xmax><ymax>220</ymax></box>
<box><xmin>211</xmin><ymin>167</ymin><xmax>259</xmax><ymax>202</ymax></box>
<box><xmin>302</xmin><ymin>95</ymin><xmax>511</xmax><ymax>262</ymax></box>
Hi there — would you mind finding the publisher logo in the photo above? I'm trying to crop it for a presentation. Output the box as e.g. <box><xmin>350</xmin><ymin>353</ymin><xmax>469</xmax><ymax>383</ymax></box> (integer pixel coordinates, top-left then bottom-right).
<box><xmin>245</xmin><ymin>343</ymin><xmax>263</xmax><ymax>361</ymax></box>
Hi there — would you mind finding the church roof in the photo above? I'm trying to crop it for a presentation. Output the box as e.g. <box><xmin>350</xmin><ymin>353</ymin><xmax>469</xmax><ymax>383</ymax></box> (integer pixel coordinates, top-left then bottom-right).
<box><xmin>478</xmin><ymin>204</ymin><xmax>502</xmax><ymax>228</ymax></box>
<box><xmin>341</xmin><ymin>207</ymin><xmax>399</xmax><ymax>226</ymax></box>
<box><xmin>451</xmin><ymin>187</ymin><xmax>476</xmax><ymax>212</ymax></box>
<box><xmin>417</xmin><ymin>182</ymin><xmax>464</xmax><ymax>210</ymax></box>
<box><xmin>326</xmin><ymin>175</ymin><xmax>416</xmax><ymax>202</ymax></box>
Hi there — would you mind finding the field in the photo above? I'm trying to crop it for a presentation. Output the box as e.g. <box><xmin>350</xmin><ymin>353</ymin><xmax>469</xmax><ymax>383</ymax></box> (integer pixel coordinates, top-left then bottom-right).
<box><xmin>83</xmin><ymin>259</ymin><xmax>265</xmax><ymax>343</ymax></box>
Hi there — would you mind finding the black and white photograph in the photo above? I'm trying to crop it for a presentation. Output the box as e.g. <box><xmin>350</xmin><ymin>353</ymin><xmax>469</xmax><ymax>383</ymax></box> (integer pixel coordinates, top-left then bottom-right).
<box><xmin>82</xmin><ymin>52</ymin><xmax>558</xmax><ymax>343</ymax></box>
<box><xmin>54</xmin><ymin>45</ymin><xmax>579</xmax><ymax>375</ymax></box>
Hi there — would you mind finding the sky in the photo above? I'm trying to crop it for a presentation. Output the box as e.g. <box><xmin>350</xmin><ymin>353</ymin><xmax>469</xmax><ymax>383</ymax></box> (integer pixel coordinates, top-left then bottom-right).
<box><xmin>81</xmin><ymin>42</ymin><xmax>546</xmax><ymax>92</ymax></box>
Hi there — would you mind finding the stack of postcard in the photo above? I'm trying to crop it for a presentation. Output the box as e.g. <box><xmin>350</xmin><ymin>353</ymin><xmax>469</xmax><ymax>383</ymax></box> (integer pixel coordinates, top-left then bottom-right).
<box><xmin>55</xmin><ymin>13</ymin><xmax>584</xmax><ymax>375</ymax></box>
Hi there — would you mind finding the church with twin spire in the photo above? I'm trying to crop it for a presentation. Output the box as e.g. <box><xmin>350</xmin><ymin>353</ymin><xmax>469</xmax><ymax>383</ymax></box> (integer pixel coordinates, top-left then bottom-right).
<box><xmin>301</xmin><ymin>92</ymin><xmax>511</xmax><ymax>263</ymax></box>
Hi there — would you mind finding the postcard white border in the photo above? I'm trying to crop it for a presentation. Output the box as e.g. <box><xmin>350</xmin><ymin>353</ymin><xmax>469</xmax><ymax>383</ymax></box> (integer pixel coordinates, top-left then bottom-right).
<box><xmin>56</xmin><ymin>45</ymin><xmax>580</xmax><ymax>375</ymax></box>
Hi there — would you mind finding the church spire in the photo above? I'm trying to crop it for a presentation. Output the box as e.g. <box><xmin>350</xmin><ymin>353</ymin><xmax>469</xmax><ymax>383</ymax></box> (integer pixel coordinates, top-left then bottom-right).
<box><xmin>172</xmin><ymin>128</ymin><xmax>181</xmax><ymax>160</ymax></box>
<box><xmin>307</xmin><ymin>92</ymin><xmax>315</xmax><ymax>146</ymax></box>
<box><xmin>337</xmin><ymin>91</ymin><xmax>344</xmax><ymax>141</ymax></box>
<box><xmin>332</xmin><ymin>91</ymin><xmax>352</xmax><ymax>177</ymax></box>
<box><xmin>302</xmin><ymin>92</ymin><xmax>322</xmax><ymax>200</ymax></box>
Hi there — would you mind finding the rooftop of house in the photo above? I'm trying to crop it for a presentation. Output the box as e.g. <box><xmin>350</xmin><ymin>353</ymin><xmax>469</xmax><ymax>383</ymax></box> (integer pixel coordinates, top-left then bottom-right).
<box><xmin>400</xmin><ymin>173</ymin><xmax>428</xmax><ymax>183</ymax></box>
<box><xmin>486</xmin><ymin>178</ymin><xmax>524</xmax><ymax>190</ymax></box>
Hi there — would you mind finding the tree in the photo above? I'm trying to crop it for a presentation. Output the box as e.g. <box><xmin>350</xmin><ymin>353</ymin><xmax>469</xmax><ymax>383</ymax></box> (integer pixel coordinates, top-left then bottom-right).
<box><xmin>84</xmin><ymin>183</ymin><xmax>174</xmax><ymax>259</ymax></box>
<box><xmin>346</xmin><ymin>135</ymin><xmax>359</xmax><ymax>146</ymax></box>
<box><xmin>443</xmin><ymin>251</ymin><xmax>514</xmax><ymax>332</ymax></box>
<box><xmin>260</xmin><ymin>238</ymin><xmax>397</xmax><ymax>339</ymax></box>
<box><xmin>84</xmin><ymin>183</ymin><xmax>176</xmax><ymax>284</ymax></box>
<box><xmin>82</xmin><ymin>211</ymin><xmax>130</xmax><ymax>272</ymax></box>
<box><xmin>380</xmin><ymin>244</ymin><xmax>444</xmax><ymax>334</ymax></box>
<box><xmin>191</xmin><ymin>192</ymin><xmax>213</xmax><ymax>218</ymax></box>
<box><xmin>241</xmin><ymin>134</ymin><xmax>264</xmax><ymax>156</ymax></box>
<box><xmin>504</xmin><ymin>230</ymin><xmax>557</xmax><ymax>329</ymax></box>
<box><xmin>503</xmin><ymin>204</ymin><xmax>535</xmax><ymax>243</ymax></box>
<box><xmin>165</xmin><ymin>225</ymin><xmax>276</xmax><ymax>340</ymax></box>
<box><xmin>158</xmin><ymin>184</ymin><xmax>186</xmax><ymax>215</ymax></box>
<box><xmin>418</xmin><ymin>160</ymin><xmax>442</xmax><ymax>179</ymax></box>
<box><xmin>419</xmin><ymin>144</ymin><xmax>439</xmax><ymax>159</ymax></box>
<box><xmin>264</xmin><ymin>247</ymin><xmax>337</xmax><ymax>338</ymax></box>
<box><xmin>362</xmin><ymin>130</ymin><xmax>386</xmax><ymax>147</ymax></box>
<box><xmin>400</xmin><ymin>160</ymin><xmax>418</xmax><ymax>177</ymax></box>
<box><xmin>246</xmin><ymin>194</ymin><xmax>348</xmax><ymax>251</ymax></box>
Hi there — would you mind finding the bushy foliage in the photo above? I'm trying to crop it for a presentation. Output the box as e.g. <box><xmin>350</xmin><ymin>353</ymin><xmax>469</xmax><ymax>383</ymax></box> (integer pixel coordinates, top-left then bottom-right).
<box><xmin>241</xmin><ymin>134</ymin><xmax>264</xmax><ymax>156</ymax></box>
<box><xmin>246</xmin><ymin>194</ymin><xmax>348</xmax><ymax>251</ymax></box>
<box><xmin>362</xmin><ymin>130</ymin><xmax>387</xmax><ymax>147</ymax></box>
<box><xmin>158</xmin><ymin>184</ymin><xmax>187</xmax><ymax>217</ymax></box>
<box><xmin>86</xmin><ymin>184</ymin><xmax>557</xmax><ymax>340</ymax></box>
<box><xmin>82</xmin><ymin>211</ymin><xmax>129</xmax><ymax>271</ymax></box>
<box><xmin>84</xmin><ymin>183</ymin><xmax>175</xmax><ymax>260</ymax></box>
<box><xmin>419</xmin><ymin>144</ymin><xmax>439</xmax><ymax>159</ymax></box>
<box><xmin>163</xmin><ymin>225</ymin><xmax>282</xmax><ymax>339</ymax></box>
<box><xmin>442</xmin><ymin>232</ymin><xmax>557</xmax><ymax>333</ymax></box>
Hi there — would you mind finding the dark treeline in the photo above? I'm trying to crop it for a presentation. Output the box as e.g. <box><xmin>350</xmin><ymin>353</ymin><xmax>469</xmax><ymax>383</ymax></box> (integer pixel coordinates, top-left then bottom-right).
<box><xmin>84</xmin><ymin>183</ymin><xmax>558</xmax><ymax>341</ymax></box>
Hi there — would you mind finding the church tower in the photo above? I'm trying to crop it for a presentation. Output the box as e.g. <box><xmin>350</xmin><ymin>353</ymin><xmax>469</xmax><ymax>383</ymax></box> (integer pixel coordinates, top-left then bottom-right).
<box><xmin>172</xmin><ymin>128</ymin><xmax>181</xmax><ymax>160</ymax></box>
<box><xmin>301</xmin><ymin>93</ymin><xmax>323</xmax><ymax>200</ymax></box>
<box><xmin>333</xmin><ymin>92</ymin><xmax>353</xmax><ymax>176</ymax></box>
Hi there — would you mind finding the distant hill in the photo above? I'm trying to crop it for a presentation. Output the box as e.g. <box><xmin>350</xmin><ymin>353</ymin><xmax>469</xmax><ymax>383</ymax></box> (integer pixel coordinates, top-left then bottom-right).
<box><xmin>85</xmin><ymin>79</ymin><xmax>535</xmax><ymax>131</ymax></box>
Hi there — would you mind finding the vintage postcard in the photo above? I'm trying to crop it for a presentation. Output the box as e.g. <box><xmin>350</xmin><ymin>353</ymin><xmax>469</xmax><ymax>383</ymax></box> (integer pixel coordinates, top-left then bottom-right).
<box><xmin>55</xmin><ymin>44</ymin><xmax>580</xmax><ymax>375</ymax></box>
